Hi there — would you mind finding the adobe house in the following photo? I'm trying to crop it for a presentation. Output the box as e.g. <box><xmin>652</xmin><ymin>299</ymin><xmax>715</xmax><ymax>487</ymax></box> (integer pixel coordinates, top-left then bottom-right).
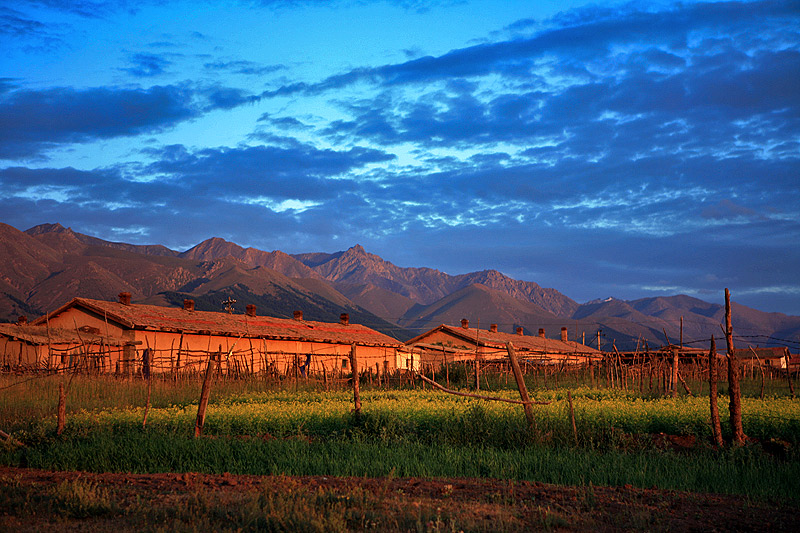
<box><xmin>0</xmin><ymin>316</ymin><xmax>134</xmax><ymax>372</ymax></box>
<box><xmin>31</xmin><ymin>293</ymin><xmax>401</xmax><ymax>376</ymax></box>
<box><xmin>405</xmin><ymin>319</ymin><xmax>601</xmax><ymax>367</ymax></box>
<box><xmin>733</xmin><ymin>347</ymin><xmax>792</xmax><ymax>370</ymax></box>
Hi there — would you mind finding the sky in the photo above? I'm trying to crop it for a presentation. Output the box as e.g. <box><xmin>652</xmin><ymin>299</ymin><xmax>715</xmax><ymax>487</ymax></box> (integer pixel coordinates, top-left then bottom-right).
<box><xmin>1</xmin><ymin>0</ymin><xmax>799</xmax><ymax>315</ymax></box>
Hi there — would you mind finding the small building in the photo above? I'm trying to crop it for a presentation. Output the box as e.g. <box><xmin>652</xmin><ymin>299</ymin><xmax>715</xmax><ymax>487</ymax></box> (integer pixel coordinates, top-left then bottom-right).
<box><xmin>0</xmin><ymin>317</ymin><xmax>134</xmax><ymax>372</ymax></box>
<box><xmin>733</xmin><ymin>347</ymin><xmax>792</xmax><ymax>369</ymax></box>
<box><xmin>30</xmin><ymin>293</ymin><xmax>401</xmax><ymax>376</ymax></box>
<box><xmin>404</xmin><ymin>319</ymin><xmax>601</xmax><ymax>368</ymax></box>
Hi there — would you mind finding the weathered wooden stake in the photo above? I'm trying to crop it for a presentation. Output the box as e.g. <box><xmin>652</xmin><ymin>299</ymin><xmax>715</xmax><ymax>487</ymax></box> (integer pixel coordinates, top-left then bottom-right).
<box><xmin>725</xmin><ymin>288</ymin><xmax>745</xmax><ymax>446</ymax></box>
<box><xmin>349</xmin><ymin>344</ymin><xmax>361</xmax><ymax>416</ymax></box>
<box><xmin>671</xmin><ymin>348</ymin><xmax>679</xmax><ymax>398</ymax></box>
<box><xmin>443</xmin><ymin>346</ymin><xmax>450</xmax><ymax>388</ymax></box>
<box><xmin>57</xmin><ymin>382</ymin><xmax>66</xmax><ymax>435</ymax></box>
<box><xmin>194</xmin><ymin>352</ymin><xmax>218</xmax><ymax>437</ymax></box>
<box><xmin>506</xmin><ymin>342</ymin><xmax>535</xmax><ymax>429</ymax></box>
<box><xmin>748</xmin><ymin>346</ymin><xmax>766</xmax><ymax>400</ymax></box>
<box><xmin>567</xmin><ymin>390</ymin><xmax>578</xmax><ymax>446</ymax></box>
<box><xmin>708</xmin><ymin>336</ymin><xmax>724</xmax><ymax>447</ymax></box>
<box><xmin>785</xmin><ymin>351</ymin><xmax>795</xmax><ymax>399</ymax></box>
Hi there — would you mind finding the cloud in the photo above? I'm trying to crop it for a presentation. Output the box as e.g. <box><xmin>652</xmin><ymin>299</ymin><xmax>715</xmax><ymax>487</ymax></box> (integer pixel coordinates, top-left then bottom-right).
<box><xmin>0</xmin><ymin>6</ymin><xmax>66</xmax><ymax>49</ymax></box>
<box><xmin>0</xmin><ymin>83</ymin><xmax>260</xmax><ymax>159</ymax></box>
<box><xmin>142</xmin><ymin>142</ymin><xmax>395</xmax><ymax>199</ymax></box>
<box><xmin>701</xmin><ymin>199</ymin><xmax>760</xmax><ymax>220</ymax></box>
<box><xmin>120</xmin><ymin>52</ymin><xmax>172</xmax><ymax>77</ymax></box>
<box><xmin>204</xmin><ymin>60</ymin><xmax>285</xmax><ymax>76</ymax></box>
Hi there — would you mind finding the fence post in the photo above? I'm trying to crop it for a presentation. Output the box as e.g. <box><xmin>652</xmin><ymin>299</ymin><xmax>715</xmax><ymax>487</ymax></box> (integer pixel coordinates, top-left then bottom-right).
<box><xmin>349</xmin><ymin>344</ymin><xmax>361</xmax><ymax>416</ymax></box>
<box><xmin>57</xmin><ymin>382</ymin><xmax>66</xmax><ymax>435</ymax></box>
<box><xmin>194</xmin><ymin>352</ymin><xmax>218</xmax><ymax>437</ymax></box>
<box><xmin>725</xmin><ymin>288</ymin><xmax>745</xmax><ymax>446</ymax></box>
<box><xmin>567</xmin><ymin>390</ymin><xmax>578</xmax><ymax>446</ymax></box>
<box><xmin>708</xmin><ymin>336</ymin><xmax>724</xmax><ymax>447</ymax></box>
<box><xmin>671</xmin><ymin>348</ymin><xmax>679</xmax><ymax>398</ymax></box>
<box><xmin>506</xmin><ymin>342</ymin><xmax>534</xmax><ymax>429</ymax></box>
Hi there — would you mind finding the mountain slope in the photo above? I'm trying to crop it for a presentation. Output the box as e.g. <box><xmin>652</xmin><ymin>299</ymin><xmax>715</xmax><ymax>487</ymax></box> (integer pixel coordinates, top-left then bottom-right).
<box><xmin>26</xmin><ymin>223</ymin><xmax>178</xmax><ymax>257</ymax></box>
<box><xmin>1</xmin><ymin>222</ymin><xmax>797</xmax><ymax>350</ymax></box>
<box><xmin>181</xmin><ymin>237</ymin><xmax>320</xmax><ymax>278</ymax></box>
<box><xmin>398</xmin><ymin>284</ymin><xmax>562</xmax><ymax>335</ymax></box>
<box><xmin>292</xmin><ymin>244</ymin><xmax>578</xmax><ymax>317</ymax></box>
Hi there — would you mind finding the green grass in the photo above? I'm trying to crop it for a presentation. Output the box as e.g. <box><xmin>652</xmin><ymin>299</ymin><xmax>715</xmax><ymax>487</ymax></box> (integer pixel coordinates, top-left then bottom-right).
<box><xmin>2</xmin><ymin>374</ymin><xmax>799</xmax><ymax>503</ymax></box>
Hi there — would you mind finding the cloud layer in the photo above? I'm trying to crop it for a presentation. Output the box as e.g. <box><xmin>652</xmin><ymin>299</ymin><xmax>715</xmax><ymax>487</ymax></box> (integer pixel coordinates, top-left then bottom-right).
<box><xmin>1</xmin><ymin>0</ymin><xmax>798</xmax><ymax>314</ymax></box>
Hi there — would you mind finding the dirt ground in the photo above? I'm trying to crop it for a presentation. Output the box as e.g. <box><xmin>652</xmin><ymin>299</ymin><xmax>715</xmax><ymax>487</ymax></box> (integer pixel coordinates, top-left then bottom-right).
<box><xmin>0</xmin><ymin>466</ymin><xmax>797</xmax><ymax>532</ymax></box>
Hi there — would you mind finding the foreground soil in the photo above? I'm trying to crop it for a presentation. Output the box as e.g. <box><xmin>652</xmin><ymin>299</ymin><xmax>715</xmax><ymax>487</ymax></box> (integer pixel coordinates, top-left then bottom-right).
<box><xmin>0</xmin><ymin>466</ymin><xmax>796</xmax><ymax>532</ymax></box>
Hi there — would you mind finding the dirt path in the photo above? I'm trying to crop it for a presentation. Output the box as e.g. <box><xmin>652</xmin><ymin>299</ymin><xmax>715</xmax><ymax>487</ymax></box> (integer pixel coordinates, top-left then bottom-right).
<box><xmin>1</xmin><ymin>466</ymin><xmax>796</xmax><ymax>531</ymax></box>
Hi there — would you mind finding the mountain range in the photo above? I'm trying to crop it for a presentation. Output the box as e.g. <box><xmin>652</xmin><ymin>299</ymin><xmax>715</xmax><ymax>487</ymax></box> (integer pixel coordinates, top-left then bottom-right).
<box><xmin>2</xmin><ymin>222</ymin><xmax>798</xmax><ymax>351</ymax></box>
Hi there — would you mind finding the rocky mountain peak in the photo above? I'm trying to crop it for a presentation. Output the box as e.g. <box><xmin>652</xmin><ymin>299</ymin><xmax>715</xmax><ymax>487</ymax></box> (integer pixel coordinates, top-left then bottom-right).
<box><xmin>25</xmin><ymin>223</ymin><xmax>72</xmax><ymax>236</ymax></box>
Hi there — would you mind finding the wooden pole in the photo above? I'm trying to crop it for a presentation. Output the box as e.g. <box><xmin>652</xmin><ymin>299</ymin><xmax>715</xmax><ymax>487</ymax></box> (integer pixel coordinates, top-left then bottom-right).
<box><xmin>175</xmin><ymin>333</ymin><xmax>183</xmax><ymax>381</ymax></box>
<box><xmin>142</xmin><ymin>340</ymin><xmax>153</xmax><ymax>429</ymax></box>
<box><xmin>57</xmin><ymin>382</ymin><xmax>66</xmax><ymax>435</ymax></box>
<box><xmin>725</xmin><ymin>288</ymin><xmax>745</xmax><ymax>446</ymax></box>
<box><xmin>506</xmin><ymin>342</ymin><xmax>535</xmax><ymax>429</ymax></box>
<box><xmin>785</xmin><ymin>350</ymin><xmax>795</xmax><ymax>399</ymax></box>
<box><xmin>443</xmin><ymin>346</ymin><xmax>449</xmax><ymax>388</ymax></box>
<box><xmin>748</xmin><ymin>346</ymin><xmax>766</xmax><ymax>400</ymax></box>
<box><xmin>708</xmin><ymin>336</ymin><xmax>724</xmax><ymax>447</ymax></box>
<box><xmin>474</xmin><ymin>323</ymin><xmax>481</xmax><ymax>391</ymax></box>
<box><xmin>567</xmin><ymin>390</ymin><xmax>578</xmax><ymax>446</ymax></box>
<box><xmin>194</xmin><ymin>352</ymin><xmax>218</xmax><ymax>437</ymax></box>
<box><xmin>414</xmin><ymin>371</ymin><xmax>550</xmax><ymax>405</ymax></box>
<box><xmin>349</xmin><ymin>344</ymin><xmax>361</xmax><ymax>416</ymax></box>
<box><xmin>671</xmin><ymin>348</ymin><xmax>679</xmax><ymax>398</ymax></box>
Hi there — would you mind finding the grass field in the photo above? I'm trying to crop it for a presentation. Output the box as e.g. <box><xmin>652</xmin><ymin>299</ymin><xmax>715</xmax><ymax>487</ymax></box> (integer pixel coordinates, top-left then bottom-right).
<box><xmin>2</xmin><ymin>374</ymin><xmax>799</xmax><ymax>505</ymax></box>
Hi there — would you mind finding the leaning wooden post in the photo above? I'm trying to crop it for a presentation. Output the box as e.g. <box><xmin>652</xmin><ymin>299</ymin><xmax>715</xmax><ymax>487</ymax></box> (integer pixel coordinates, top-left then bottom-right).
<box><xmin>784</xmin><ymin>349</ymin><xmax>795</xmax><ymax>399</ymax></box>
<box><xmin>567</xmin><ymin>390</ymin><xmax>578</xmax><ymax>446</ymax></box>
<box><xmin>708</xmin><ymin>336</ymin><xmax>724</xmax><ymax>447</ymax></box>
<box><xmin>194</xmin><ymin>352</ymin><xmax>218</xmax><ymax>437</ymax></box>
<box><xmin>349</xmin><ymin>344</ymin><xmax>361</xmax><ymax>416</ymax></box>
<box><xmin>506</xmin><ymin>342</ymin><xmax>534</xmax><ymax>429</ymax></box>
<box><xmin>671</xmin><ymin>347</ymin><xmax>679</xmax><ymax>398</ymax></box>
<box><xmin>724</xmin><ymin>288</ymin><xmax>745</xmax><ymax>446</ymax></box>
<box><xmin>57</xmin><ymin>382</ymin><xmax>66</xmax><ymax>435</ymax></box>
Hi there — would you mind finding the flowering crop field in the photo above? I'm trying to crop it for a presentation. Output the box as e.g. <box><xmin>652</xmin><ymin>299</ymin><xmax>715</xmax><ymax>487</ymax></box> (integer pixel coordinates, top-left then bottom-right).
<box><xmin>2</xmin><ymin>379</ymin><xmax>799</xmax><ymax>501</ymax></box>
<box><xmin>43</xmin><ymin>388</ymin><xmax>799</xmax><ymax>446</ymax></box>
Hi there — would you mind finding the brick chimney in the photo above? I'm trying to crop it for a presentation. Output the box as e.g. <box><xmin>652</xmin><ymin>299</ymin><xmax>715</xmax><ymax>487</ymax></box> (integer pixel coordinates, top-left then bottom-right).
<box><xmin>490</xmin><ymin>324</ymin><xmax>498</xmax><ymax>333</ymax></box>
<box><xmin>17</xmin><ymin>315</ymin><xmax>27</xmax><ymax>325</ymax></box>
<box><xmin>561</xmin><ymin>327</ymin><xmax>568</xmax><ymax>342</ymax></box>
<box><xmin>461</xmin><ymin>318</ymin><xmax>469</xmax><ymax>329</ymax></box>
<box><xmin>340</xmin><ymin>313</ymin><xmax>349</xmax><ymax>326</ymax></box>
<box><xmin>538</xmin><ymin>328</ymin><xmax>546</xmax><ymax>338</ymax></box>
<box><xmin>118</xmin><ymin>292</ymin><xmax>132</xmax><ymax>306</ymax></box>
<box><xmin>246</xmin><ymin>304</ymin><xmax>257</xmax><ymax>317</ymax></box>
<box><xmin>293</xmin><ymin>310</ymin><xmax>303</xmax><ymax>321</ymax></box>
<box><xmin>516</xmin><ymin>327</ymin><xmax>523</xmax><ymax>336</ymax></box>
<box><xmin>183</xmin><ymin>299</ymin><xmax>195</xmax><ymax>312</ymax></box>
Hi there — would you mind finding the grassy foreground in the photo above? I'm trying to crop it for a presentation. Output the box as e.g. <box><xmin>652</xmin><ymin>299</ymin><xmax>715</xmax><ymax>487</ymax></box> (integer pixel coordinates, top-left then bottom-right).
<box><xmin>1</xmin><ymin>375</ymin><xmax>799</xmax><ymax>503</ymax></box>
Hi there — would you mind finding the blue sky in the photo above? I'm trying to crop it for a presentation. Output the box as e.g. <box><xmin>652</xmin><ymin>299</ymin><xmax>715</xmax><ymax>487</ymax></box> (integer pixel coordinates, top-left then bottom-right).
<box><xmin>1</xmin><ymin>0</ymin><xmax>799</xmax><ymax>315</ymax></box>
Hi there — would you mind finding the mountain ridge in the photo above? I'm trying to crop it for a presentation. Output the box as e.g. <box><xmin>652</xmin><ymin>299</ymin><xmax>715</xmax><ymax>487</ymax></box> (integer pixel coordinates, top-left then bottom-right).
<box><xmin>0</xmin><ymin>222</ymin><xmax>796</xmax><ymax>349</ymax></box>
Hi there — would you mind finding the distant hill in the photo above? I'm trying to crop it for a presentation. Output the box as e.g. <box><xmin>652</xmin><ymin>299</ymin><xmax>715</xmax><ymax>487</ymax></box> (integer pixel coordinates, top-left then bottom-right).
<box><xmin>0</xmin><ymin>221</ymin><xmax>796</xmax><ymax>349</ymax></box>
<box><xmin>291</xmin><ymin>244</ymin><xmax>579</xmax><ymax>316</ymax></box>
<box><xmin>0</xmin><ymin>223</ymin><xmax>405</xmax><ymax>339</ymax></box>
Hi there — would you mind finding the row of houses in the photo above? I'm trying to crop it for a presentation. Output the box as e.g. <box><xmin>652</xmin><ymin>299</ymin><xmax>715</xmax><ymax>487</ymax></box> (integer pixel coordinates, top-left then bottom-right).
<box><xmin>0</xmin><ymin>293</ymin><xmax>602</xmax><ymax>376</ymax></box>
